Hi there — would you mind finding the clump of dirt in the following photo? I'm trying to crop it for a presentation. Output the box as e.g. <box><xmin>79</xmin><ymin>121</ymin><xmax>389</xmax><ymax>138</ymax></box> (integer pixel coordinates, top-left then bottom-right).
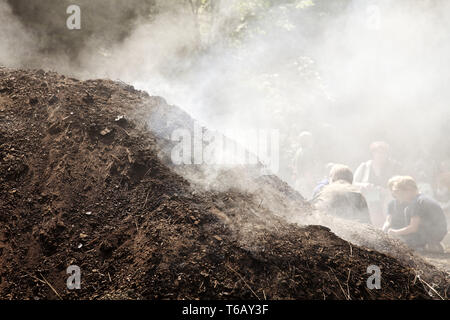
<box><xmin>0</xmin><ymin>67</ymin><xmax>448</xmax><ymax>300</ymax></box>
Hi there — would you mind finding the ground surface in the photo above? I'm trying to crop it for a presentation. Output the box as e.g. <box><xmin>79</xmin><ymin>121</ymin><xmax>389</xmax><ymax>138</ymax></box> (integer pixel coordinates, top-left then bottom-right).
<box><xmin>0</xmin><ymin>67</ymin><xmax>449</xmax><ymax>300</ymax></box>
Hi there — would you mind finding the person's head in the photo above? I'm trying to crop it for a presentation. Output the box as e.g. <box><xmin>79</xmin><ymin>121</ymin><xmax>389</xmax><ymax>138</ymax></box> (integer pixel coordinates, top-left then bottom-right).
<box><xmin>370</xmin><ymin>141</ymin><xmax>390</xmax><ymax>164</ymax></box>
<box><xmin>388</xmin><ymin>176</ymin><xmax>419</xmax><ymax>203</ymax></box>
<box><xmin>329</xmin><ymin>164</ymin><xmax>353</xmax><ymax>184</ymax></box>
<box><xmin>299</xmin><ymin>131</ymin><xmax>313</xmax><ymax>149</ymax></box>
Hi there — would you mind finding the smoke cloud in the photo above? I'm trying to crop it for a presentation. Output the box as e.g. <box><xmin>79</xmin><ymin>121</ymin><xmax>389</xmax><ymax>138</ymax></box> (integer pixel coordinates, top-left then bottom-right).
<box><xmin>1</xmin><ymin>0</ymin><xmax>449</xmax><ymax>194</ymax></box>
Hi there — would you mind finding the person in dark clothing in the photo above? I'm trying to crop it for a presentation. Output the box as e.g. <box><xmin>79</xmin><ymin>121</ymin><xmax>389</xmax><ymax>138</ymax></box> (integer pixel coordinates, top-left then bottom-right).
<box><xmin>383</xmin><ymin>176</ymin><xmax>448</xmax><ymax>253</ymax></box>
<box><xmin>313</xmin><ymin>164</ymin><xmax>371</xmax><ymax>224</ymax></box>
<box><xmin>385</xmin><ymin>200</ymin><xmax>409</xmax><ymax>230</ymax></box>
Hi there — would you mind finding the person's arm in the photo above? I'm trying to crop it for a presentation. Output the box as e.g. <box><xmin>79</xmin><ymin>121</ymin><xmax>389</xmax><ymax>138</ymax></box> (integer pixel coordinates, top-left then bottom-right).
<box><xmin>388</xmin><ymin>216</ymin><xmax>421</xmax><ymax>236</ymax></box>
<box><xmin>353</xmin><ymin>162</ymin><xmax>374</xmax><ymax>190</ymax></box>
<box><xmin>353</xmin><ymin>162</ymin><xmax>365</xmax><ymax>185</ymax></box>
<box><xmin>382</xmin><ymin>215</ymin><xmax>392</xmax><ymax>232</ymax></box>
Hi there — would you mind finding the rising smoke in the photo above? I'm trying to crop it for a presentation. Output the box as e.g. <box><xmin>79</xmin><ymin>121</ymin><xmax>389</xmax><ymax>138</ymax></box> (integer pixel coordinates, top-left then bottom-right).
<box><xmin>1</xmin><ymin>0</ymin><xmax>449</xmax><ymax>189</ymax></box>
<box><xmin>2</xmin><ymin>1</ymin><xmax>450</xmax><ymax>270</ymax></box>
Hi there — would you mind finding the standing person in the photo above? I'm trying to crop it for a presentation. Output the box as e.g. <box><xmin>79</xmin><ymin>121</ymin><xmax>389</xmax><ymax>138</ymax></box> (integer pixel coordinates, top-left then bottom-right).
<box><xmin>383</xmin><ymin>176</ymin><xmax>448</xmax><ymax>253</ymax></box>
<box><xmin>354</xmin><ymin>141</ymin><xmax>401</xmax><ymax>228</ymax></box>
<box><xmin>292</xmin><ymin>131</ymin><xmax>322</xmax><ymax>199</ymax></box>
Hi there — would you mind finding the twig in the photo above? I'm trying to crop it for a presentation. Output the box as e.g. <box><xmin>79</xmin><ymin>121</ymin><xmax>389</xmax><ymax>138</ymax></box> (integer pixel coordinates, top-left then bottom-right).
<box><xmin>40</xmin><ymin>273</ymin><xmax>62</xmax><ymax>300</ymax></box>
<box><xmin>142</xmin><ymin>189</ymin><xmax>150</xmax><ymax>209</ymax></box>
<box><xmin>29</xmin><ymin>273</ymin><xmax>62</xmax><ymax>300</ymax></box>
<box><xmin>258</xmin><ymin>198</ymin><xmax>263</xmax><ymax>208</ymax></box>
<box><xmin>417</xmin><ymin>275</ymin><xmax>444</xmax><ymax>300</ymax></box>
<box><xmin>346</xmin><ymin>269</ymin><xmax>352</xmax><ymax>300</ymax></box>
<box><xmin>330</xmin><ymin>269</ymin><xmax>350</xmax><ymax>300</ymax></box>
<box><xmin>142</xmin><ymin>167</ymin><xmax>152</xmax><ymax>179</ymax></box>
<box><xmin>226</xmin><ymin>265</ymin><xmax>260</xmax><ymax>300</ymax></box>
<box><xmin>335</xmin><ymin>275</ymin><xmax>349</xmax><ymax>300</ymax></box>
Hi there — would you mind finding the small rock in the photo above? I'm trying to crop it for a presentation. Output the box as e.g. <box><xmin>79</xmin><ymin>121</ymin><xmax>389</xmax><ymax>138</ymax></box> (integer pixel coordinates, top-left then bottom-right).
<box><xmin>80</xmin><ymin>233</ymin><xmax>88</xmax><ymax>239</ymax></box>
<box><xmin>200</xmin><ymin>271</ymin><xmax>209</xmax><ymax>277</ymax></box>
<box><xmin>100</xmin><ymin>128</ymin><xmax>111</xmax><ymax>136</ymax></box>
<box><xmin>114</xmin><ymin>115</ymin><xmax>127</xmax><ymax>126</ymax></box>
<box><xmin>85</xmin><ymin>211</ymin><xmax>92</xmax><ymax>215</ymax></box>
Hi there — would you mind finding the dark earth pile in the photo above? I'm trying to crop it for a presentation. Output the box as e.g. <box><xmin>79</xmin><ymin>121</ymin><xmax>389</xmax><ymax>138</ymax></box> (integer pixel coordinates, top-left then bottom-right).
<box><xmin>0</xmin><ymin>67</ymin><xmax>448</xmax><ymax>299</ymax></box>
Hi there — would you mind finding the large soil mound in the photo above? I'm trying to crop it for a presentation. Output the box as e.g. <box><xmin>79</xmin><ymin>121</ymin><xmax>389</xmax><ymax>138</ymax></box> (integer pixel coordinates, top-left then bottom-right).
<box><xmin>0</xmin><ymin>67</ymin><xmax>447</xmax><ymax>299</ymax></box>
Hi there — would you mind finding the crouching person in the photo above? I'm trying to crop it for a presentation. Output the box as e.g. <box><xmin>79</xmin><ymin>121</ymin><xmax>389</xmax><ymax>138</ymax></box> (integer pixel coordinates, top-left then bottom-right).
<box><xmin>383</xmin><ymin>176</ymin><xmax>448</xmax><ymax>253</ymax></box>
<box><xmin>312</xmin><ymin>164</ymin><xmax>371</xmax><ymax>224</ymax></box>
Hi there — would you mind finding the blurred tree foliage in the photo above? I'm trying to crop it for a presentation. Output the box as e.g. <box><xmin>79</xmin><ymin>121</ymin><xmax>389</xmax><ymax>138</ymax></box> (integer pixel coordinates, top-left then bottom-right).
<box><xmin>6</xmin><ymin>0</ymin><xmax>351</xmax><ymax>62</ymax></box>
<box><xmin>7</xmin><ymin>0</ymin><xmax>157</xmax><ymax>59</ymax></box>
<box><xmin>4</xmin><ymin>0</ymin><xmax>364</xmax><ymax>180</ymax></box>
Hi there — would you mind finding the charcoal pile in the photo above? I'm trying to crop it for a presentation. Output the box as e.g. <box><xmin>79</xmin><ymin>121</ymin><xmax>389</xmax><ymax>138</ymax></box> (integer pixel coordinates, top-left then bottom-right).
<box><xmin>0</xmin><ymin>67</ymin><xmax>447</xmax><ymax>299</ymax></box>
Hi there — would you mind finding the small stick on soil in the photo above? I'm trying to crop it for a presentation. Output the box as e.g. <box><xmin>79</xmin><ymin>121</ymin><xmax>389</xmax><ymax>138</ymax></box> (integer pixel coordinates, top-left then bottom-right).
<box><xmin>142</xmin><ymin>190</ymin><xmax>150</xmax><ymax>209</ymax></box>
<box><xmin>40</xmin><ymin>274</ymin><xmax>62</xmax><ymax>300</ymax></box>
<box><xmin>336</xmin><ymin>276</ymin><xmax>349</xmax><ymax>300</ymax></box>
<box><xmin>346</xmin><ymin>269</ymin><xmax>351</xmax><ymax>300</ymax></box>
<box><xmin>142</xmin><ymin>167</ymin><xmax>152</xmax><ymax>179</ymax></box>
<box><xmin>226</xmin><ymin>265</ymin><xmax>260</xmax><ymax>300</ymax></box>
<box><xmin>330</xmin><ymin>270</ymin><xmax>350</xmax><ymax>300</ymax></box>
<box><xmin>258</xmin><ymin>198</ymin><xmax>263</xmax><ymax>208</ymax></box>
<box><xmin>417</xmin><ymin>275</ymin><xmax>444</xmax><ymax>300</ymax></box>
<box><xmin>28</xmin><ymin>273</ymin><xmax>62</xmax><ymax>300</ymax></box>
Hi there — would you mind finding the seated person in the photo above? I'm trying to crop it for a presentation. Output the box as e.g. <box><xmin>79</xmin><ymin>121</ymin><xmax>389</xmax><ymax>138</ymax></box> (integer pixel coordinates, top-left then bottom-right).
<box><xmin>383</xmin><ymin>176</ymin><xmax>448</xmax><ymax>253</ymax></box>
<box><xmin>311</xmin><ymin>162</ymin><xmax>335</xmax><ymax>199</ymax></box>
<box><xmin>312</xmin><ymin>164</ymin><xmax>370</xmax><ymax>224</ymax></box>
